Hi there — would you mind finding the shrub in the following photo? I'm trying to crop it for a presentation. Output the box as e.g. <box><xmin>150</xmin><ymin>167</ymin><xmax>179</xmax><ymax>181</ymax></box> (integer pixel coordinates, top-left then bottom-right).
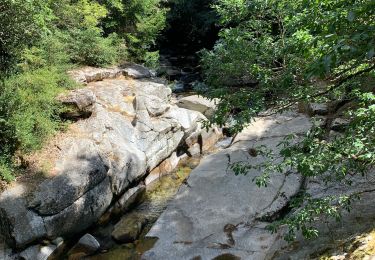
<box><xmin>69</xmin><ymin>28</ymin><xmax>123</xmax><ymax>67</ymax></box>
<box><xmin>0</xmin><ymin>158</ymin><xmax>14</xmax><ymax>182</ymax></box>
<box><xmin>0</xmin><ymin>0</ymin><xmax>51</xmax><ymax>74</ymax></box>
<box><xmin>19</xmin><ymin>31</ymin><xmax>71</xmax><ymax>71</ymax></box>
<box><xmin>0</xmin><ymin>67</ymin><xmax>75</xmax><ymax>180</ymax></box>
<box><xmin>101</xmin><ymin>0</ymin><xmax>167</xmax><ymax>64</ymax></box>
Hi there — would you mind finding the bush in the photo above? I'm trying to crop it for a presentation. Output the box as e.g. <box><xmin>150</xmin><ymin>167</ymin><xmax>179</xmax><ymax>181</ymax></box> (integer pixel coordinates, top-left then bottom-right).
<box><xmin>0</xmin><ymin>67</ymin><xmax>75</xmax><ymax>180</ymax></box>
<box><xmin>20</xmin><ymin>31</ymin><xmax>71</xmax><ymax>71</ymax></box>
<box><xmin>101</xmin><ymin>0</ymin><xmax>167</xmax><ymax>64</ymax></box>
<box><xmin>0</xmin><ymin>158</ymin><xmax>14</xmax><ymax>182</ymax></box>
<box><xmin>0</xmin><ymin>0</ymin><xmax>51</xmax><ymax>75</ymax></box>
<box><xmin>69</xmin><ymin>28</ymin><xmax>124</xmax><ymax>67</ymax></box>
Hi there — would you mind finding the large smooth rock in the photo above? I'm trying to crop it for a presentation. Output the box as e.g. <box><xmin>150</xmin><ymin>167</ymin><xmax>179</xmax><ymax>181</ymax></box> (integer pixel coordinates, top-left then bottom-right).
<box><xmin>122</xmin><ymin>63</ymin><xmax>153</xmax><ymax>79</ymax></box>
<box><xmin>133</xmin><ymin>96</ymin><xmax>185</xmax><ymax>171</ymax></box>
<box><xmin>176</xmin><ymin>95</ymin><xmax>217</xmax><ymax>118</ymax></box>
<box><xmin>68</xmin><ymin>67</ymin><xmax>123</xmax><ymax>84</ymax></box>
<box><xmin>59</xmin><ymin>89</ymin><xmax>96</xmax><ymax>110</ymax></box>
<box><xmin>43</xmin><ymin>177</ymin><xmax>113</xmax><ymax>238</ymax></box>
<box><xmin>162</xmin><ymin>107</ymin><xmax>204</xmax><ymax>137</ymax></box>
<box><xmin>135</xmin><ymin>80</ymin><xmax>172</xmax><ymax>102</ymax></box>
<box><xmin>141</xmin><ymin>94</ymin><xmax>170</xmax><ymax>117</ymax></box>
<box><xmin>112</xmin><ymin>214</ymin><xmax>148</xmax><ymax>243</ymax></box>
<box><xmin>19</xmin><ymin>244</ymin><xmax>57</xmax><ymax>260</ymax></box>
<box><xmin>146</xmin><ymin>152</ymin><xmax>181</xmax><ymax>185</ymax></box>
<box><xmin>143</xmin><ymin>112</ymin><xmax>312</xmax><ymax>259</ymax></box>
<box><xmin>68</xmin><ymin>233</ymin><xmax>100</xmax><ymax>258</ymax></box>
<box><xmin>59</xmin><ymin>89</ymin><xmax>96</xmax><ymax>119</ymax></box>
<box><xmin>29</xmin><ymin>139</ymin><xmax>109</xmax><ymax>215</ymax></box>
<box><xmin>109</xmin><ymin>185</ymin><xmax>146</xmax><ymax>216</ymax></box>
<box><xmin>0</xmin><ymin>186</ymin><xmax>46</xmax><ymax>248</ymax></box>
<box><xmin>185</xmin><ymin>124</ymin><xmax>222</xmax><ymax>156</ymax></box>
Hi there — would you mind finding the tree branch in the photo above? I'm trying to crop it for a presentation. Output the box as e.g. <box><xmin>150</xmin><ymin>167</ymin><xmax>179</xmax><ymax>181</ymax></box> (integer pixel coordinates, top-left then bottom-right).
<box><xmin>261</xmin><ymin>62</ymin><xmax>375</xmax><ymax>117</ymax></box>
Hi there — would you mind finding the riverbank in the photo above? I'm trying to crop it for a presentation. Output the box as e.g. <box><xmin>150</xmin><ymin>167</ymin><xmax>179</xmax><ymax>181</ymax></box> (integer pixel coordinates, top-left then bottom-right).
<box><xmin>0</xmin><ymin>64</ymin><xmax>222</xmax><ymax>259</ymax></box>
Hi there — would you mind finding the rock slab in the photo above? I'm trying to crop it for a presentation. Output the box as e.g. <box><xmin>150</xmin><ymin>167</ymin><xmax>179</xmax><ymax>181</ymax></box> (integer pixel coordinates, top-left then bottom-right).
<box><xmin>144</xmin><ymin>110</ymin><xmax>375</xmax><ymax>260</ymax></box>
<box><xmin>0</xmin><ymin>65</ymin><xmax>219</xmax><ymax>250</ymax></box>
<box><xmin>143</xmin><ymin>112</ymin><xmax>312</xmax><ymax>259</ymax></box>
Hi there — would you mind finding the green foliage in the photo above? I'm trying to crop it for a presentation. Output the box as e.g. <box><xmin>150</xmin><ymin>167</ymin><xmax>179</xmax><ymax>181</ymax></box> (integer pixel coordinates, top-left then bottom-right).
<box><xmin>20</xmin><ymin>32</ymin><xmax>71</xmax><ymax>71</ymax></box>
<box><xmin>0</xmin><ymin>0</ymin><xmax>125</xmax><ymax>72</ymax></box>
<box><xmin>202</xmin><ymin>0</ymin><xmax>375</xmax><ymax>241</ymax></box>
<box><xmin>1</xmin><ymin>68</ymin><xmax>75</xmax><ymax>151</ymax></box>
<box><xmin>202</xmin><ymin>0</ymin><xmax>375</xmax><ymax>125</ymax></box>
<box><xmin>0</xmin><ymin>0</ymin><xmax>52</xmax><ymax>74</ymax></box>
<box><xmin>0</xmin><ymin>67</ymin><xmax>75</xmax><ymax>180</ymax></box>
<box><xmin>48</xmin><ymin>0</ymin><xmax>124</xmax><ymax>67</ymax></box>
<box><xmin>267</xmin><ymin>194</ymin><xmax>355</xmax><ymax>242</ymax></box>
<box><xmin>0</xmin><ymin>159</ymin><xmax>15</xmax><ymax>182</ymax></box>
<box><xmin>69</xmin><ymin>29</ymin><xmax>122</xmax><ymax>66</ymax></box>
<box><xmin>101</xmin><ymin>0</ymin><xmax>167</xmax><ymax>64</ymax></box>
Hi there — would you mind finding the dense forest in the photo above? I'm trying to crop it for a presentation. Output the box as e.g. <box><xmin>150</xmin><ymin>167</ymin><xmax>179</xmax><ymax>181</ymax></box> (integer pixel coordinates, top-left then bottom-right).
<box><xmin>0</xmin><ymin>0</ymin><xmax>374</xmax><ymax>242</ymax></box>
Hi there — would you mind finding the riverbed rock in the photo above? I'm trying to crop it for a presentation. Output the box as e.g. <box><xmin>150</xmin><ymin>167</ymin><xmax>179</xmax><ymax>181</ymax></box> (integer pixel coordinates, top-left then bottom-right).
<box><xmin>176</xmin><ymin>95</ymin><xmax>217</xmax><ymax>118</ymax></box>
<box><xmin>112</xmin><ymin>214</ymin><xmax>148</xmax><ymax>243</ymax></box>
<box><xmin>68</xmin><ymin>67</ymin><xmax>123</xmax><ymax>84</ymax></box>
<box><xmin>110</xmin><ymin>185</ymin><xmax>146</xmax><ymax>216</ymax></box>
<box><xmin>185</xmin><ymin>124</ymin><xmax>222</xmax><ymax>156</ymax></box>
<box><xmin>59</xmin><ymin>89</ymin><xmax>96</xmax><ymax>119</ymax></box>
<box><xmin>298</xmin><ymin>102</ymin><xmax>329</xmax><ymax>116</ymax></box>
<box><xmin>309</xmin><ymin>103</ymin><xmax>329</xmax><ymax>115</ymax></box>
<box><xmin>331</xmin><ymin>117</ymin><xmax>350</xmax><ymax>131</ymax></box>
<box><xmin>28</xmin><ymin>138</ymin><xmax>110</xmax><ymax>216</ymax></box>
<box><xmin>162</xmin><ymin>107</ymin><xmax>204</xmax><ymax>137</ymax></box>
<box><xmin>143</xmin><ymin>111</ymin><xmax>312</xmax><ymax>259</ymax></box>
<box><xmin>144</xmin><ymin>110</ymin><xmax>375</xmax><ymax>259</ymax></box>
<box><xmin>68</xmin><ymin>233</ymin><xmax>100</xmax><ymax>258</ymax></box>
<box><xmin>43</xmin><ymin>177</ymin><xmax>113</xmax><ymax>238</ymax></box>
<box><xmin>122</xmin><ymin>63</ymin><xmax>153</xmax><ymax>79</ymax></box>
<box><xmin>59</xmin><ymin>89</ymin><xmax>96</xmax><ymax>110</ymax></box>
<box><xmin>147</xmin><ymin>152</ymin><xmax>181</xmax><ymax>185</ymax></box>
<box><xmin>19</xmin><ymin>244</ymin><xmax>57</xmax><ymax>260</ymax></box>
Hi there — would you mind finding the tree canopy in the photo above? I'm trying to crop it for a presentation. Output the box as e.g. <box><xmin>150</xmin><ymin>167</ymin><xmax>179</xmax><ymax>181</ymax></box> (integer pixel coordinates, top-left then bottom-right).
<box><xmin>200</xmin><ymin>0</ymin><xmax>375</xmax><ymax>240</ymax></box>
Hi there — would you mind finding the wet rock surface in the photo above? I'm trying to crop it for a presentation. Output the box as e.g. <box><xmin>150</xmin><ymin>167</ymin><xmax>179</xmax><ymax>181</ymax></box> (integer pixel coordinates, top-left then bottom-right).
<box><xmin>68</xmin><ymin>233</ymin><xmax>100</xmax><ymax>258</ymax></box>
<box><xmin>112</xmin><ymin>215</ymin><xmax>148</xmax><ymax>243</ymax></box>
<box><xmin>122</xmin><ymin>63</ymin><xmax>154</xmax><ymax>79</ymax></box>
<box><xmin>20</xmin><ymin>244</ymin><xmax>57</xmax><ymax>260</ymax></box>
